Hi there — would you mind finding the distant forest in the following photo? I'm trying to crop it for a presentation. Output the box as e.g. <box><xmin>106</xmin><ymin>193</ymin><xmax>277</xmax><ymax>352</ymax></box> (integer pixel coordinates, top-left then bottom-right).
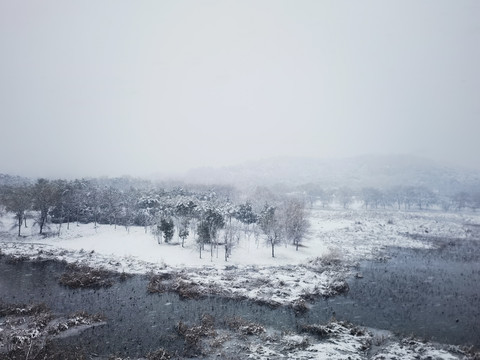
<box><xmin>0</xmin><ymin>173</ymin><xmax>478</xmax><ymax>252</ymax></box>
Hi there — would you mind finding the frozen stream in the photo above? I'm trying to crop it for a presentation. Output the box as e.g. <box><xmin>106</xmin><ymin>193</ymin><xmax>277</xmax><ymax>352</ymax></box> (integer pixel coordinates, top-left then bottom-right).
<box><xmin>0</xmin><ymin>235</ymin><xmax>479</xmax><ymax>356</ymax></box>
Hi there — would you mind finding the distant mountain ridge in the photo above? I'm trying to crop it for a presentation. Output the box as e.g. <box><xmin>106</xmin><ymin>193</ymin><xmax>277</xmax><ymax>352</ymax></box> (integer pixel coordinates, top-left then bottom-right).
<box><xmin>2</xmin><ymin>155</ymin><xmax>479</xmax><ymax>194</ymax></box>
<box><xmin>184</xmin><ymin>155</ymin><xmax>480</xmax><ymax>193</ymax></box>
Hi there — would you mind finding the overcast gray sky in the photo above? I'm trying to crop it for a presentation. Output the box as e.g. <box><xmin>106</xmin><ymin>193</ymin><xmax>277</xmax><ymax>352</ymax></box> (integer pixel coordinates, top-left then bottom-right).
<box><xmin>1</xmin><ymin>0</ymin><xmax>479</xmax><ymax>179</ymax></box>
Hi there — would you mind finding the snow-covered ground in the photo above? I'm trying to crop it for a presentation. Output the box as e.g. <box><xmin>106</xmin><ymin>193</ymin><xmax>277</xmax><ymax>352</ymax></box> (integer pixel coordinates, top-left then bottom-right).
<box><xmin>2</xmin><ymin>205</ymin><xmax>476</xmax><ymax>267</ymax></box>
<box><xmin>0</xmin><ymin>213</ymin><xmax>348</xmax><ymax>306</ymax></box>
<box><xmin>0</xmin><ymin>206</ymin><xmax>478</xmax><ymax>306</ymax></box>
<box><xmin>236</xmin><ymin>321</ymin><xmax>471</xmax><ymax>360</ymax></box>
<box><xmin>310</xmin><ymin>207</ymin><xmax>477</xmax><ymax>262</ymax></box>
<box><xmin>1</xmin><ymin>206</ymin><xmax>479</xmax><ymax>359</ymax></box>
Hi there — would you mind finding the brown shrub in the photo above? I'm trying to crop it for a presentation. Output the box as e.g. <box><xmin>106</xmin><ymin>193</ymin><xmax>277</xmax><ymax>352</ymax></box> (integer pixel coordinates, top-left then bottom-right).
<box><xmin>59</xmin><ymin>264</ymin><xmax>115</xmax><ymax>288</ymax></box>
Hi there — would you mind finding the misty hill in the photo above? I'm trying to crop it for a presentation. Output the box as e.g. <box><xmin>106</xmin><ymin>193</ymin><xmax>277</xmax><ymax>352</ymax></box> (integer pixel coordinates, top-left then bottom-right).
<box><xmin>184</xmin><ymin>155</ymin><xmax>480</xmax><ymax>193</ymax></box>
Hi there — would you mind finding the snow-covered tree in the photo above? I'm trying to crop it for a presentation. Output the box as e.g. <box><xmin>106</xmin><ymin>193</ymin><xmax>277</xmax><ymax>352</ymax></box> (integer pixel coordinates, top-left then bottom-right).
<box><xmin>196</xmin><ymin>205</ymin><xmax>225</xmax><ymax>260</ymax></box>
<box><xmin>32</xmin><ymin>179</ymin><xmax>59</xmax><ymax>234</ymax></box>
<box><xmin>234</xmin><ymin>201</ymin><xmax>258</xmax><ymax>247</ymax></box>
<box><xmin>196</xmin><ymin>220</ymin><xmax>209</xmax><ymax>259</ymax></box>
<box><xmin>49</xmin><ymin>180</ymin><xmax>78</xmax><ymax>235</ymax></box>
<box><xmin>101</xmin><ymin>186</ymin><xmax>123</xmax><ymax>228</ymax></box>
<box><xmin>179</xmin><ymin>226</ymin><xmax>189</xmax><ymax>246</ymax></box>
<box><xmin>120</xmin><ymin>187</ymin><xmax>137</xmax><ymax>232</ymax></box>
<box><xmin>223</xmin><ymin>219</ymin><xmax>239</xmax><ymax>261</ymax></box>
<box><xmin>175</xmin><ymin>198</ymin><xmax>197</xmax><ymax>247</ymax></box>
<box><xmin>283</xmin><ymin>198</ymin><xmax>310</xmax><ymax>251</ymax></box>
<box><xmin>1</xmin><ymin>184</ymin><xmax>32</xmax><ymax>236</ymax></box>
<box><xmin>235</xmin><ymin>202</ymin><xmax>257</xmax><ymax>227</ymax></box>
<box><xmin>159</xmin><ymin>218</ymin><xmax>175</xmax><ymax>243</ymax></box>
<box><xmin>66</xmin><ymin>179</ymin><xmax>88</xmax><ymax>226</ymax></box>
<box><xmin>258</xmin><ymin>203</ymin><xmax>283</xmax><ymax>258</ymax></box>
<box><xmin>136</xmin><ymin>191</ymin><xmax>162</xmax><ymax>233</ymax></box>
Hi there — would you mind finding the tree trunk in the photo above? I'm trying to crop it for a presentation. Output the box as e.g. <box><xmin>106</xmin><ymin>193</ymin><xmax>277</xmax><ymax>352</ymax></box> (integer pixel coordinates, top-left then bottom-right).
<box><xmin>39</xmin><ymin>210</ymin><xmax>47</xmax><ymax>235</ymax></box>
<box><xmin>59</xmin><ymin>207</ymin><xmax>64</xmax><ymax>237</ymax></box>
<box><xmin>271</xmin><ymin>240</ymin><xmax>275</xmax><ymax>258</ymax></box>
<box><xmin>18</xmin><ymin>216</ymin><xmax>22</xmax><ymax>236</ymax></box>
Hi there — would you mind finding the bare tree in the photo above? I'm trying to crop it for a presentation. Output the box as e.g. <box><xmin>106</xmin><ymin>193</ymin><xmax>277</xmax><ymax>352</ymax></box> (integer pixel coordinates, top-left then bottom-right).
<box><xmin>258</xmin><ymin>203</ymin><xmax>283</xmax><ymax>258</ymax></box>
<box><xmin>453</xmin><ymin>191</ymin><xmax>470</xmax><ymax>211</ymax></box>
<box><xmin>204</xmin><ymin>207</ymin><xmax>225</xmax><ymax>261</ymax></box>
<box><xmin>85</xmin><ymin>184</ymin><xmax>101</xmax><ymax>229</ymax></box>
<box><xmin>196</xmin><ymin>220</ymin><xmax>209</xmax><ymax>259</ymax></box>
<box><xmin>32</xmin><ymin>179</ymin><xmax>59</xmax><ymax>235</ymax></box>
<box><xmin>223</xmin><ymin>212</ymin><xmax>240</xmax><ymax>262</ymax></box>
<box><xmin>362</xmin><ymin>187</ymin><xmax>383</xmax><ymax>209</ymax></box>
<box><xmin>69</xmin><ymin>179</ymin><xmax>88</xmax><ymax>226</ymax></box>
<box><xmin>283</xmin><ymin>198</ymin><xmax>310</xmax><ymax>251</ymax></box>
<box><xmin>1</xmin><ymin>185</ymin><xmax>32</xmax><ymax>236</ymax></box>
<box><xmin>337</xmin><ymin>187</ymin><xmax>353</xmax><ymax>209</ymax></box>
<box><xmin>120</xmin><ymin>187</ymin><xmax>137</xmax><ymax>233</ymax></box>
<box><xmin>102</xmin><ymin>186</ymin><xmax>122</xmax><ymax>229</ymax></box>
<box><xmin>472</xmin><ymin>192</ymin><xmax>480</xmax><ymax>211</ymax></box>
<box><xmin>50</xmin><ymin>180</ymin><xmax>75</xmax><ymax>235</ymax></box>
<box><xmin>298</xmin><ymin>183</ymin><xmax>329</xmax><ymax>208</ymax></box>
<box><xmin>386</xmin><ymin>186</ymin><xmax>404</xmax><ymax>210</ymax></box>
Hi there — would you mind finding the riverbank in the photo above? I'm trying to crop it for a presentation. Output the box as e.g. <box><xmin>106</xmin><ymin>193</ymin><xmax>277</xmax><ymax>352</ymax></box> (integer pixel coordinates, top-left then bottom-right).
<box><xmin>1</xmin><ymin>207</ymin><xmax>479</xmax><ymax>358</ymax></box>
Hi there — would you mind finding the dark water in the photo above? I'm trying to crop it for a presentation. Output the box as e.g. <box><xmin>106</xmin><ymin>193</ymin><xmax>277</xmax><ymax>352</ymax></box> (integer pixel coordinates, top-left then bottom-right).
<box><xmin>0</xmin><ymin>259</ymin><xmax>300</xmax><ymax>356</ymax></box>
<box><xmin>315</xmin><ymin>240</ymin><xmax>480</xmax><ymax>346</ymax></box>
<box><xmin>1</xmin><ymin>235</ymin><xmax>479</xmax><ymax>356</ymax></box>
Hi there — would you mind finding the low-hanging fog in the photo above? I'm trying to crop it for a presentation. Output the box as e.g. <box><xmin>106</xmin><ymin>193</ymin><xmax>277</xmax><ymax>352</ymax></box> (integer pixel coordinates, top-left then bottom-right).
<box><xmin>0</xmin><ymin>1</ymin><xmax>479</xmax><ymax>180</ymax></box>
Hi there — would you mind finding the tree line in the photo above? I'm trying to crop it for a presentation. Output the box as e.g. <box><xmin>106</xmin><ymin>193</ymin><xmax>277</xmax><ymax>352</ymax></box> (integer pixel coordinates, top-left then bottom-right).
<box><xmin>0</xmin><ymin>177</ymin><xmax>310</xmax><ymax>260</ymax></box>
<box><xmin>299</xmin><ymin>183</ymin><xmax>480</xmax><ymax>211</ymax></box>
<box><xmin>2</xmin><ymin>175</ymin><xmax>477</xmax><ymax>260</ymax></box>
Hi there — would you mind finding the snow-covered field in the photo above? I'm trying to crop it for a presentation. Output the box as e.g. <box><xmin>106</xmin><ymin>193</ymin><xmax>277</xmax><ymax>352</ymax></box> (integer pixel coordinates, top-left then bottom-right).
<box><xmin>2</xmin><ymin>205</ymin><xmax>476</xmax><ymax>266</ymax></box>
<box><xmin>310</xmin><ymin>207</ymin><xmax>477</xmax><ymax>262</ymax></box>
<box><xmin>1</xmin><ymin>205</ymin><xmax>479</xmax><ymax>359</ymax></box>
